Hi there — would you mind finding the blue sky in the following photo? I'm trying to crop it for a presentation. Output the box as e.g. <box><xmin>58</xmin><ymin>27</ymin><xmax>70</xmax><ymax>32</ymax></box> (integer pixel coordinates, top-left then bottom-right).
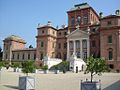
<box><xmin>0</xmin><ymin>0</ymin><xmax>120</xmax><ymax>49</ymax></box>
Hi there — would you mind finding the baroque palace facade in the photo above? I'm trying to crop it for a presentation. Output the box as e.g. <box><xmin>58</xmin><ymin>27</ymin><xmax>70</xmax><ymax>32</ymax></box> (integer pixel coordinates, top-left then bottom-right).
<box><xmin>2</xmin><ymin>3</ymin><xmax>120</xmax><ymax>69</ymax></box>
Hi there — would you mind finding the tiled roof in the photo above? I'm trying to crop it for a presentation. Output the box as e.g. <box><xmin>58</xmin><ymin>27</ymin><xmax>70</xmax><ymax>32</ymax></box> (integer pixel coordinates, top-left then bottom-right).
<box><xmin>4</xmin><ymin>35</ymin><xmax>26</xmax><ymax>43</ymax></box>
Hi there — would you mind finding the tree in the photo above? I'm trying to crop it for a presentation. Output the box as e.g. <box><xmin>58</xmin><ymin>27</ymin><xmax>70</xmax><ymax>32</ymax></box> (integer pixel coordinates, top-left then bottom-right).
<box><xmin>84</xmin><ymin>56</ymin><xmax>108</xmax><ymax>82</ymax></box>
<box><xmin>22</xmin><ymin>60</ymin><xmax>35</xmax><ymax>76</ymax></box>
<box><xmin>29</xmin><ymin>45</ymin><xmax>33</xmax><ymax>48</ymax></box>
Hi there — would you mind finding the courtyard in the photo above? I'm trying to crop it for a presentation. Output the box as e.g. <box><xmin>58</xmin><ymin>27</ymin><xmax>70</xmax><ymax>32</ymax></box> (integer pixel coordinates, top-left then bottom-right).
<box><xmin>0</xmin><ymin>68</ymin><xmax>120</xmax><ymax>90</ymax></box>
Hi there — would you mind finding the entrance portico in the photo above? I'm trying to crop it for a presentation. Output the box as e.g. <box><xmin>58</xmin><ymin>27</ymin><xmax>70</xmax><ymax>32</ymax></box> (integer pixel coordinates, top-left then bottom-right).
<box><xmin>67</xmin><ymin>29</ymin><xmax>90</xmax><ymax>60</ymax></box>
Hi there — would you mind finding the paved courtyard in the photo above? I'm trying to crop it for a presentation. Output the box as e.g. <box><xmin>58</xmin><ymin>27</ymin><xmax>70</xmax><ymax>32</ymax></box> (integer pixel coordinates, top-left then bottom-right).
<box><xmin>0</xmin><ymin>68</ymin><xmax>120</xmax><ymax>90</ymax></box>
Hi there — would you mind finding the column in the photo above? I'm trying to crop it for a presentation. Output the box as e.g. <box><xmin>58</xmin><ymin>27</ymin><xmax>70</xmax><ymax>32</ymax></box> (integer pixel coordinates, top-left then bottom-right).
<box><xmin>67</xmin><ymin>40</ymin><xmax>70</xmax><ymax>60</ymax></box>
<box><xmin>73</xmin><ymin>40</ymin><xmax>76</xmax><ymax>55</ymax></box>
<box><xmin>87</xmin><ymin>39</ymin><xmax>90</xmax><ymax>57</ymax></box>
<box><xmin>80</xmin><ymin>39</ymin><xmax>83</xmax><ymax>59</ymax></box>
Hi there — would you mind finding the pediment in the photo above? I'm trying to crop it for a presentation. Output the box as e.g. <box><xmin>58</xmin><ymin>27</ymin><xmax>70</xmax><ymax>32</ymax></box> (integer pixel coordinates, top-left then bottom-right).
<box><xmin>67</xmin><ymin>29</ymin><xmax>89</xmax><ymax>39</ymax></box>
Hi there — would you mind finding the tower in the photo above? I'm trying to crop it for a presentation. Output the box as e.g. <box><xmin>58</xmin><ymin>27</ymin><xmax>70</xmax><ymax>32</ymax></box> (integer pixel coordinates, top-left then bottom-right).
<box><xmin>67</xmin><ymin>3</ymin><xmax>99</xmax><ymax>32</ymax></box>
<box><xmin>3</xmin><ymin>35</ymin><xmax>26</xmax><ymax>63</ymax></box>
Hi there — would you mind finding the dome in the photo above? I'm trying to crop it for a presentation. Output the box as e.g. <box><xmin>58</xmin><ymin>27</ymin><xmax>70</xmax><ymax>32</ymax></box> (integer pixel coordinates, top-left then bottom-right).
<box><xmin>4</xmin><ymin>35</ymin><xmax>26</xmax><ymax>43</ymax></box>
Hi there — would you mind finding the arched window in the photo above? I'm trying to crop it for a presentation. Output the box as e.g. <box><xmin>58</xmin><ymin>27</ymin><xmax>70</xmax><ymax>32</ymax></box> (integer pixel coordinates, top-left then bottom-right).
<box><xmin>108</xmin><ymin>48</ymin><xmax>113</xmax><ymax>60</ymax></box>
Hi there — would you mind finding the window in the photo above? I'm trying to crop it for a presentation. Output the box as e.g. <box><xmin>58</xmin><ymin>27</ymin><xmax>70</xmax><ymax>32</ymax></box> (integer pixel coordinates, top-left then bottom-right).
<box><xmin>64</xmin><ymin>32</ymin><xmax>67</xmax><ymax>35</ymax></box>
<box><xmin>92</xmin><ymin>28</ymin><xmax>96</xmax><ymax>32</ymax></box>
<box><xmin>92</xmin><ymin>40</ymin><xmax>96</xmax><ymax>47</ymax></box>
<box><xmin>108</xmin><ymin>49</ymin><xmax>113</xmax><ymax>60</ymax></box>
<box><xmin>83</xmin><ymin>16</ymin><xmax>88</xmax><ymax>24</ymax></box>
<box><xmin>41</xmin><ymin>41</ymin><xmax>44</xmax><ymax>47</ymax></box>
<box><xmin>40</xmin><ymin>53</ymin><xmax>43</xmax><ymax>60</ymax></box>
<box><xmin>107</xmin><ymin>21</ymin><xmax>112</xmax><ymax>25</ymax></box>
<box><xmin>58</xmin><ymin>43</ymin><xmax>61</xmax><ymax>49</ymax></box>
<box><xmin>22</xmin><ymin>54</ymin><xmax>24</xmax><ymax>60</ymax></box>
<box><xmin>28</xmin><ymin>53</ymin><xmax>30</xmax><ymax>59</ymax></box>
<box><xmin>108</xmin><ymin>35</ymin><xmax>112</xmax><ymax>43</ymax></box>
<box><xmin>59</xmin><ymin>32</ymin><xmax>61</xmax><ymax>35</ymax></box>
<box><xmin>42</xmin><ymin>30</ymin><xmax>44</xmax><ymax>34</ymax></box>
<box><xmin>76</xmin><ymin>16</ymin><xmax>81</xmax><ymax>24</ymax></box>
<box><xmin>64</xmin><ymin>53</ymin><xmax>67</xmax><ymax>60</ymax></box>
<box><xmin>34</xmin><ymin>54</ymin><xmax>36</xmax><ymax>60</ymax></box>
<box><xmin>71</xmin><ymin>17</ymin><xmax>75</xmax><ymax>25</ymax></box>
<box><xmin>64</xmin><ymin>43</ymin><xmax>67</xmax><ymax>49</ymax></box>
<box><xmin>17</xmin><ymin>53</ymin><xmax>19</xmax><ymax>60</ymax></box>
<box><xmin>53</xmin><ymin>31</ymin><xmax>55</xmax><ymax>35</ymax></box>
<box><xmin>12</xmin><ymin>54</ymin><xmax>14</xmax><ymax>59</ymax></box>
<box><xmin>82</xmin><ymin>40</ymin><xmax>87</xmax><ymax>48</ymax></box>
<box><xmin>76</xmin><ymin>51</ymin><xmax>80</xmax><ymax>58</ymax></box>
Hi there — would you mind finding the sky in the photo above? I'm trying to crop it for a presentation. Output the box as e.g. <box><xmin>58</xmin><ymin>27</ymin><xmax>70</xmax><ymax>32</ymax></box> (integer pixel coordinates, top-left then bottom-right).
<box><xmin>0</xmin><ymin>0</ymin><xmax>120</xmax><ymax>50</ymax></box>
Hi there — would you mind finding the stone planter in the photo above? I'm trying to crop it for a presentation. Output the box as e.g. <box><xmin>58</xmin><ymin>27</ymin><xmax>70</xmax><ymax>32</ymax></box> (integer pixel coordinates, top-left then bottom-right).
<box><xmin>81</xmin><ymin>81</ymin><xmax>101</xmax><ymax>90</ymax></box>
<box><xmin>19</xmin><ymin>76</ymin><xmax>35</xmax><ymax>90</ymax></box>
<box><xmin>44</xmin><ymin>70</ymin><xmax>48</xmax><ymax>74</ymax></box>
<box><xmin>54</xmin><ymin>70</ymin><xmax>59</xmax><ymax>74</ymax></box>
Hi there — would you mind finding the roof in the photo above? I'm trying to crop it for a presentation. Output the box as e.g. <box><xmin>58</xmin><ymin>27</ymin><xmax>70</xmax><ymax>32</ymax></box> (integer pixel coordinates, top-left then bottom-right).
<box><xmin>100</xmin><ymin>15</ymin><xmax>120</xmax><ymax>20</ymax></box>
<box><xmin>68</xmin><ymin>3</ymin><xmax>90</xmax><ymax>12</ymax></box>
<box><xmin>4</xmin><ymin>35</ymin><xmax>26</xmax><ymax>43</ymax></box>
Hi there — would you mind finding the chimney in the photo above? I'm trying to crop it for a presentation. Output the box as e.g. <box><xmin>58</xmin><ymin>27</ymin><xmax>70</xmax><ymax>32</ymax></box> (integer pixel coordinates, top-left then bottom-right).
<box><xmin>99</xmin><ymin>12</ymin><xmax>103</xmax><ymax>18</ymax></box>
<box><xmin>47</xmin><ymin>21</ymin><xmax>52</xmax><ymax>26</ymax></box>
<box><xmin>115</xmin><ymin>10</ymin><xmax>120</xmax><ymax>15</ymax></box>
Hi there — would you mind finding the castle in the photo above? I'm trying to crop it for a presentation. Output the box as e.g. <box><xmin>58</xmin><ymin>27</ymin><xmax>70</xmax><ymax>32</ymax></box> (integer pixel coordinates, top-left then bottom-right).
<box><xmin>2</xmin><ymin>3</ymin><xmax>120</xmax><ymax>70</ymax></box>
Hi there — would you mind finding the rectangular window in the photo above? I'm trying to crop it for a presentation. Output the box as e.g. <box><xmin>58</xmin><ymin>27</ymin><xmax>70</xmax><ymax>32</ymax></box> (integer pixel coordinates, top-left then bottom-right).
<box><xmin>108</xmin><ymin>35</ymin><xmax>112</xmax><ymax>43</ymax></box>
<box><xmin>12</xmin><ymin>54</ymin><xmax>14</xmax><ymax>59</ymax></box>
<box><xmin>41</xmin><ymin>41</ymin><xmax>44</xmax><ymax>47</ymax></box>
<box><xmin>83</xmin><ymin>16</ymin><xmax>88</xmax><ymax>24</ymax></box>
<box><xmin>40</xmin><ymin>53</ymin><xmax>43</xmax><ymax>60</ymax></box>
<box><xmin>64</xmin><ymin>43</ymin><xmax>67</xmax><ymax>49</ymax></box>
<box><xmin>22</xmin><ymin>54</ymin><xmax>24</xmax><ymax>60</ymax></box>
<box><xmin>17</xmin><ymin>53</ymin><xmax>19</xmax><ymax>60</ymax></box>
<box><xmin>64</xmin><ymin>32</ymin><xmax>67</xmax><ymax>35</ymax></box>
<box><xmin>28</xmin><ymin>54</ymin><xmax>30</xmax><ymax>60</ymax></box>
<box><xmin>109</xmin><ymin>51</ymin><xmax>113</xmax><ymax>60</ymax></box>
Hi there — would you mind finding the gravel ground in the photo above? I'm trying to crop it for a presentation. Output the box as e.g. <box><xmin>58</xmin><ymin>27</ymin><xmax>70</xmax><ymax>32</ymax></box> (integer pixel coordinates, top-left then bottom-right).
<box><xmin>0</xmin><ymin>68</ymin><xmax>120</xmax><ymax>90</ymax></box>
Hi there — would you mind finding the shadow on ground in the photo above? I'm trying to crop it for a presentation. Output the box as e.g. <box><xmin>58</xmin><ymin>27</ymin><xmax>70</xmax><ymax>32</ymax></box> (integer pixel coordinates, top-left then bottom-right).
<box><xmin>4</xmin><ymin>85</ymin><xmax>18</xmax><ymax>89</ymax></box>
<box><xmin>103</xmin><ymin>80</ymin><xmax>120</xmax><ymax>90</ymax></box>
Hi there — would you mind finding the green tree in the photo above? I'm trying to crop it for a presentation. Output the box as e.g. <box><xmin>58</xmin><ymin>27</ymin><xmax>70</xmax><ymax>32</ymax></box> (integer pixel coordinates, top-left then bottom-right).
<box><xmin>22</xmin><ymin>60</ymin><xmax>35</xmax><ymax>76</ymax></box>
<box><xmin>85</xmin><ymin>56</ymin><xmax>108</xmax><ymax>82</ymax></box>
<box><xmin>42</xmin><ymin>65</ymin><xmax>48</xmax><ymax>71</ymax></box>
